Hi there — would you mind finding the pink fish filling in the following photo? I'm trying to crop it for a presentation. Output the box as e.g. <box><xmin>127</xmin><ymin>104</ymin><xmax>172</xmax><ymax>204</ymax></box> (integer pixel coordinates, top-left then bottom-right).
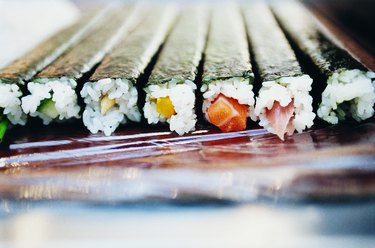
<box><xmin>265</xmin><ymin>100</ymin><xmax>295</xmax><ymax>140</ymax></box>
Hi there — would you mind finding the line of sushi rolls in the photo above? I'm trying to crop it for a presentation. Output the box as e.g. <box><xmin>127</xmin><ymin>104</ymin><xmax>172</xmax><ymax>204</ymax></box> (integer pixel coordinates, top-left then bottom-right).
<box><xmin>0</xmin><ymin>1</ymin><xmax>374</xmax><ymax>142</ymax></box>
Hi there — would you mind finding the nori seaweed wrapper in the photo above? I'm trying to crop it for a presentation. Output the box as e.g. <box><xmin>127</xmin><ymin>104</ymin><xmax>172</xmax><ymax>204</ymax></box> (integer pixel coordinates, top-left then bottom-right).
<box><xmin>89</xmin><ymin>6</ymin><xmax>176</xmax><ymax>84</ymax></box>
<box><xmin>243</xmin><ymin>3</ymin><xmax>304</xmax><ymax>83</ymax></box>
<box><xmin>0</xmin><ymin>8</ymin><xmax>108</xmax><ymax>85</ymax></box>
<box><xmin>271</xmin><ymin>2</ymin><xmax>368</xmax><ymax>79</ymax></box>
<box><xmin>34</xmin><ymin>5</ymin><xmax>137</xmax><ymax>82</ymax></box>
<box><xmin>202</xmin><ymin>5</ymin><xmax>253</xmax><ymax>84</ymax></box>
<box><xmin>147</xmin><ymin>7</ymin><xmax>209</xmax><ymax>86</ymax></box>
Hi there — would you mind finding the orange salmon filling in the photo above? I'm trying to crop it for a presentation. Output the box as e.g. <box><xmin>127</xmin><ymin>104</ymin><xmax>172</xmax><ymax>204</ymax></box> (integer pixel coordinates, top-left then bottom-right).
<box><xmin>265</xmin><ymin>100</ymin><xmax>295</xmax><ymax>140</ymax></box>
<box><xmin>207</xmin><ymin>94</ymin><xmax>248</xmax><ymax>132</ymax></box>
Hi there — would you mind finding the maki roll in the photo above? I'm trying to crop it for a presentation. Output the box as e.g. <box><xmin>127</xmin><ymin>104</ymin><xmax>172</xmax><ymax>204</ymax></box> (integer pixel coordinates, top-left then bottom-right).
<box><xmin>243</xmin><ymin>3</ymin><xmax>315</xmax><ymax>140</ymax></box>
<box><xmin>21</xmin><ymin>5</ymin><xmax>142</xmax><ymax>125</ymax></box>
<box><xmin>272</xmin><ymin>1</ymin><xmax>375</xmax><ymax>124</ymax></box>
<box><xmin>0</xmin><ymin>7</ymin><xmax>109</xmax><ymax>140</ymax></box>
<box><xmin>80</xmin><ymin>5</ymin><xmax>176</xmax><ymax>135</ymax></box>
<box><xmin>201</xmin><ymin>4</ymin><xmax>255</xmax><ymax>132</ymax></box>
<box><xmin>143</xmin><ymin>7</ymin><xmax>209</xmax><ymax>135</ymax></box>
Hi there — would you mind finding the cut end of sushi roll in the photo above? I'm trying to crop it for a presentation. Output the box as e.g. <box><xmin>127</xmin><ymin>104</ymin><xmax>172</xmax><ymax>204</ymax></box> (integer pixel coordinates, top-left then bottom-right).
<box><xmin>0</xmin><ymin>83</ymin><xmax>27</xmax><ymax>126</ymax></box>
<box><xmin>254</xmin><ymin>75</ymin><xmax>315</xmax><ymax>140</ymax></box>
<box><xmin>21</xmin><ymin>77</ymin><xmax>80</xmax><ymax>125</ymax></box>
<box><xmin>317</xmin><ymin>69</ymin><xmax>375</xmax><ymax>124</ymax></box>
<box><xmin>201</xmin><ymin>77</ymin><xmax>255</xmax><ymax>132</ymax></box>
<box><xmin>143</xmin><ymin>79</ymin><xmax>197</xmax><ymax>135</ymax></box>
<box><xmin>80</xmin><ymin>78</ymin><xmax>140</xmax><ymax>136</ymax></box>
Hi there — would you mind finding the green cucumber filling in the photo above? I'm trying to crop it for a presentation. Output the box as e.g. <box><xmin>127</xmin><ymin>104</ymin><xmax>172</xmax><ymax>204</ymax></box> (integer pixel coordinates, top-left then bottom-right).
<box><xmin>0</xmin><ymin>114</ymin><xmax>9</xmax><ymax>142</ymax></box>
<box><xmin>335</xmin><ymin>101</ymin><xmax>351</xmax><ymax>121</ymax></box>
<box><xmin>37</xmin><ymin>98</ymin><xmax>59</xmax><ymax>119</ymax></box>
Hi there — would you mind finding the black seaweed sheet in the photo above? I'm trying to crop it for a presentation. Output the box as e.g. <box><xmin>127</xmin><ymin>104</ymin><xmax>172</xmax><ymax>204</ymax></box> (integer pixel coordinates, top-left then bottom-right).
<box><xmin>243</xmin><ymin>3</ymin><xmax>304</xmax><ymax>83</ymax></box>
<box><xmin>89</xmin><ymin>6</ymin><xmax>175</xmax><ymax>83</ymax></box>
<box><xmin>147</xmin><ymin>7</ymin><xmax>209</xmax><ymax>86</ymax></box>
<box><xmin>272</xmin><ymin>1</ymin><xmax>367</xmax><ymax>79</ymax></box>
<box><xmin>0</xmin><ymin>8</ymin><xmax>107</xmax><ymax>85</ymax></box>
<box><xmin>202</xmin><ymin>5</ymin><xmax>253</xmax><ymax>84</ymax></box>
<box><xmin>34</xmin><ymin>6</ymin><xmax>136</xmax><ymax>81</ymax></box>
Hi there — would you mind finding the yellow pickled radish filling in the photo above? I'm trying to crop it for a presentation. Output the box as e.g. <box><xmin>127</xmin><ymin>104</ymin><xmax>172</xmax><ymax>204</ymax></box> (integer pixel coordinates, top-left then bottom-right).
<box><xmin>101</xmin><ymin>94</ymin><xmax>117</xmax><ymax>115</ymax></box>
<box><xmin>156</xmin><ymin>96</ymin><xmax>176</xmax><ymax>118</ymax></box>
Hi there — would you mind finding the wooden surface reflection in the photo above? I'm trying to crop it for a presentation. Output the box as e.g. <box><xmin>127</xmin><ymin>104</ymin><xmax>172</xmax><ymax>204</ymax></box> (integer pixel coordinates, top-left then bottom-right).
<box><xmin>0</xmin><ymin>119</ymin><xmax>374</xmax><ymax>202</ymax></box>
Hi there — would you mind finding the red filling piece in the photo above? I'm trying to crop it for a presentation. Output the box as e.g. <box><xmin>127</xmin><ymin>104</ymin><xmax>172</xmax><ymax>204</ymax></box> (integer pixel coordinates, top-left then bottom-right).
<box><xmin>207</xmin><ymin>94</ymin><xmax>248</xmax><ymax>132</ymax></box>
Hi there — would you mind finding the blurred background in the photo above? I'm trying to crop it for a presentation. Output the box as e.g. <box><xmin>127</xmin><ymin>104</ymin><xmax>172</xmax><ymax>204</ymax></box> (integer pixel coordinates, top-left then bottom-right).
<box><xmin>304</xmin><ymin>0</ymin><xmax>375</xmax><ymax>62</ymax></box>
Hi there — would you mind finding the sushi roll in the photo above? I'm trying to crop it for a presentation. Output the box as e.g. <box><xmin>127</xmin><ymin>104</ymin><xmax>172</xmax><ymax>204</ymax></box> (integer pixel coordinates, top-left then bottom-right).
<box><xmin>243</xmin><ymin>3</ymin><xmax>315</xmax><ymax>140</ymax></box>
<box><xmin>0</xmin><ymin>79</ymin><xmax>24</xmax><ymax>138</ymax></box>
<box><xmin>80</xmin><ymin>5</ymin><xmax>176</xmax><ymax>136</ymax></box>
<box><xmin>272</xmin><ymin>1</ymin><xmax>375</xmax><ymax>124</ymax></box>
<box><xmin>21</xmin><ymin>5</ymin><xmax>142</xmax><ymax>125</ymax></box>
<box><xmin>0</xmin><ymin>7</ymin><xmax>109</xmax><ymax>141</ymax></box>
<box><xmin>143</xmin><ymin>7</ymin><xmax>209</xmax><ymax>135</ymax></box>
<box><xmin>201</xmin><ymin>4</ymin><xmax>254</xmax><ymax>132</ymax></box>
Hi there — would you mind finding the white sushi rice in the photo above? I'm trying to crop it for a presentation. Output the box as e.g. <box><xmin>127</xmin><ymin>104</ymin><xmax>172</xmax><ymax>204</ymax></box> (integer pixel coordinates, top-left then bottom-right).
<box><xmin>21</xmin><ymin>77</ymin><xmax>80</xmax><ymax>124</ymax></box>
<box><xmin>317</xmin><ymin>69</ymin><xmax>375</xmax><ymax>124</ymax></box>
<box><xmin>201</xmin><ymin>77</ymin><xmax>255</xmax><ymax>120</ymax></box>
<box><xmin>143</xmin><ymin>79</ymin><xmax>197</xmax><ymax>135</ymax></box>
<box><xmin>80</xmin><ymin>78</ymin><xmax>140</xmax><ymax>136</ymax></box>
<box><xmin>254</xmin><ymin>75</ymin><xmax>315</xmax><ymax>134</ymax></box>
<box><xmin>0</xmin><ymin>83</ymin><xmax>27</xmax><ymax>125</ymax></box>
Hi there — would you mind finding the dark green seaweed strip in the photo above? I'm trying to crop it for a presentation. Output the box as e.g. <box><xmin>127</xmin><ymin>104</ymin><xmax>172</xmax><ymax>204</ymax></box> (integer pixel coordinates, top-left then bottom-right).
<box><xmin>202</xmin><ymin>5</ymin><xmax>253</xmax><ymax>84</ymax></box>
<box><xmin>35</xmin><ymin>6</ymin><xmax>136</xmax><ymax>81</ymax></box>
<box><xmin>271</xmin><ymin>1</ymin><xmax>367</xmax><ymax>79</ymax></box>
<box><xmin>243</xmin><ymin>3</ymin><xmax>304</xmax><ymax>82</ymax></box>
<box><xmin>89</xmin><ymin>6</ymin><xmax>176</xmax><ymax>83</ymax></box>
<box><xmin>0</xmin><ymin>8</ymin><xmax>108</xmax><ymax>85</ymax></box>
<box><xmin>147</xmin><ymin>7</ymin><xmax>209</xmax><ymax>86</ymax></box>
